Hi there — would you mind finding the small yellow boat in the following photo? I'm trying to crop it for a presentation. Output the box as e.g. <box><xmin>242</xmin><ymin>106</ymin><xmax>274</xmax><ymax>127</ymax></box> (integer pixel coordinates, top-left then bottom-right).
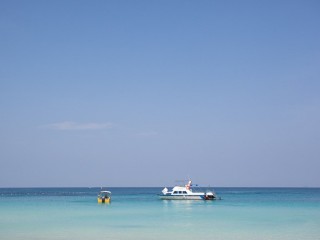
<box><xmin>97</xmin><ymin>190</ymin><xmax>111</xmax><ymax>203</ymax></box>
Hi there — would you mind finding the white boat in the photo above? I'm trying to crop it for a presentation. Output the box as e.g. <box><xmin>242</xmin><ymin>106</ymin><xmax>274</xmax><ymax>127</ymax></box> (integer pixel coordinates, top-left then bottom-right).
<box><xmin>159</xmin><ymin>180</ymin><xmax>218</xmax><ymax>200</ymax></box>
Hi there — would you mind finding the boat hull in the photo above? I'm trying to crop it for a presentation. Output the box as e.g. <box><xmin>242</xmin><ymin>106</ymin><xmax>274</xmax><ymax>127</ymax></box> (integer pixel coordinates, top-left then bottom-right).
<box><xmin>159</xmin><ymin>194</ymin><xmax>207</xmax><ymax>200</ymax></box>
<box><xmin>98</xmin><ymin>197</ymin><xmax>111</xmax><ymax>203</ymax></box>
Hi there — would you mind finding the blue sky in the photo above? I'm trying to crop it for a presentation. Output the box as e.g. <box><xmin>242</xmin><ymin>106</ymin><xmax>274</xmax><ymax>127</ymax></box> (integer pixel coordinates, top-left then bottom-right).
<box><xmin>1</xmin><ymin>0</ymin><xmax>320</xmax><ymax>187</ymax></box>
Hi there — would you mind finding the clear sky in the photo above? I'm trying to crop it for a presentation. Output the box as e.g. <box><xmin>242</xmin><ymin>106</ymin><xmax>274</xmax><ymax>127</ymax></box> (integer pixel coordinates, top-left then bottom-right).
<box><xmin>1</xmin><ymin>0</ymin><xmax>319</xmax><ymax>187</ymax></box>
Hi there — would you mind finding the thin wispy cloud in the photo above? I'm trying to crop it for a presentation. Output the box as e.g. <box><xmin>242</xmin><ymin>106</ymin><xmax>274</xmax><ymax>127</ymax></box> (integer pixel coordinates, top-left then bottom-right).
<box><xmin>43</xmin><ymin>121</ymin><xmax>114</xmax><ymax>130</ymax></box>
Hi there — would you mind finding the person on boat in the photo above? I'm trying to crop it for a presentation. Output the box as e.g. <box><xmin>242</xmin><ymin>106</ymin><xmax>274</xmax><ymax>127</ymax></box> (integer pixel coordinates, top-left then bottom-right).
<box><xmin>185</xmin><ymin>180</ymin><xmax>192</xmax><ymax>190</ymax></box>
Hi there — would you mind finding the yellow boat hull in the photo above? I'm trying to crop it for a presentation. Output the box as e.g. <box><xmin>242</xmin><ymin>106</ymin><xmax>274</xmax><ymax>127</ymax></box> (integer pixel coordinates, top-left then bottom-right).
<box><xmin>98</xmin><ymin>197</ymin><xmax>111</xmax><ymax>203</ymax></box>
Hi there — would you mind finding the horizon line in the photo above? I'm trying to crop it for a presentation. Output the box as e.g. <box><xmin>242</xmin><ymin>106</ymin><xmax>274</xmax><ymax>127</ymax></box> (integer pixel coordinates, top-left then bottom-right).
<box><xmin>1</xmin><ymin>186</ymin><xmax>319</xmax><ymax>189</ymax></box>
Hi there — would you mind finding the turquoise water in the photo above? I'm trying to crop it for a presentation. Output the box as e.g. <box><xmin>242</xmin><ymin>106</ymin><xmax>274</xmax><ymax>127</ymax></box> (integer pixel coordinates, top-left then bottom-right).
<box><xmin>1</xmin><ymin>188</ymin><xmax>320</xmax><ymax>240</ymax></box>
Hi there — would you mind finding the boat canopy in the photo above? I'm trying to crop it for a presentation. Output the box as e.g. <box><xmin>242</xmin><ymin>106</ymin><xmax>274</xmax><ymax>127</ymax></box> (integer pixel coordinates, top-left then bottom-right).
<box><xmin>98</xmin><ymin>191</ymin><xmax>111</xmax><ymax>198</ymax></box>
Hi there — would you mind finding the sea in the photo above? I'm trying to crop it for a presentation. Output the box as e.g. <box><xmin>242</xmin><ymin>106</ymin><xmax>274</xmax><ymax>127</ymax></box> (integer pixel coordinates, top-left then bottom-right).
<box><xmin>1</xmin><ymin>187</ymin><xmax>320</xmax><ymax>240</ymax></box>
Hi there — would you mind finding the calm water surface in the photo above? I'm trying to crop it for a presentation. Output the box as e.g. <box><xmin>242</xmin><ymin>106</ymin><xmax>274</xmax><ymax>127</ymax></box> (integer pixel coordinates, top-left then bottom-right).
<box><xmin>1</xmin><ymin>188</ymin><xmax>320</xmax><ymax>240</ymax></box>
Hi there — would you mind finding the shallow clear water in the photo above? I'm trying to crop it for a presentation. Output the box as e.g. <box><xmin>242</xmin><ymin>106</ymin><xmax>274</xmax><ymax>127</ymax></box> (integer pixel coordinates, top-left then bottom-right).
<box><xmin>1</xmin><ymin>188</ymin><xmax>320</xmax><ymax>240</ymax></box>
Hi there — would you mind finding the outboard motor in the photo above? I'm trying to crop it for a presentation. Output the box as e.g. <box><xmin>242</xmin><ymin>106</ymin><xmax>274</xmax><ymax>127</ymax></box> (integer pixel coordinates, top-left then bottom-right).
<box><xmin>205</xmin><ymin>191</ymin><xmax>215</xmax><ymax>200</ymax></box>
